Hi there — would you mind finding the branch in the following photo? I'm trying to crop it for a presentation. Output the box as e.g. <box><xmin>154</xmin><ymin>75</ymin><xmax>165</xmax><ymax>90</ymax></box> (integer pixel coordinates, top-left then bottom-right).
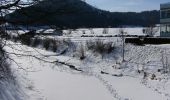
<box><xmin>5</xmin><ymin>51</ymin><xmax>83</xmax><ymax>72</ymax></box>
<box><xmin>0</xmin><ymin>0</ymin><xmax>21</xmax><ymax>10</ymax></box>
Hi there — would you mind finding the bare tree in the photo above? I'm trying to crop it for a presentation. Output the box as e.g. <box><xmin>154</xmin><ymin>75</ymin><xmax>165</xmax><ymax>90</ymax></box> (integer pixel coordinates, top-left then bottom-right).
<box><xmin>77</xmin><ymin>43</ymin><xmax>86</xmax><ymax>60</ymax></box>
<box><xmin>102</xmin><ymin>28</ymin><xmax>109</xmax><ymax>34</ymax></box>
<box><xmin>0</xmin><ymin>0</ymin><xmax>82</xmax><ymax>71</ymax></box>
<box><xmin>0</xmin><ymin>0</ymin><xmax>39</xmax><ymax>19</ymax></box>
<box><xmin>143</xmin><ymin>16</ymin><xmax>159</xmax><ymax>37</ymax></box>
<box><xmin>82</xmin><ymin>30</ymin><xmax>86</xmax><ymax>34</ymax></box>
<box><xmin>0</xmin><ymin>0</ymin><xmax>40</xmax><ymax>36</ymax></box>
<box><xmin>143</xmin><ymin>26</ymin><xmax>159</xmax><ymax>37</ymax></box>
<box><xmin>89</xmin><ymin>28</ymin><xmax>94</xmax><ymax>34</ymax></box>
<box><xmin>0</xmin><ymin>0</ymin><xmax>40</xmax><ymax>48</ymax></box>
<box><xmin>0</xmin><ymin>0</ymin><xmax>46</xmax><ymax>76</ymax></box>
<box><xmin>0</xmin><ymin>0</ymin><xmax>41</xmax><ymax>99</ymax></box>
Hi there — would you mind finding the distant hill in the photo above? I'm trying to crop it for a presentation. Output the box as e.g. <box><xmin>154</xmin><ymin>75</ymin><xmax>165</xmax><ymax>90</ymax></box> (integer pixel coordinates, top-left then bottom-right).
<box><xmin>6</xmin><ymin>0</ymin><xmax>160</xmax><ymax>29</ymax></box>
<box><xmin>110</xmin><ymin>10</ymin><xmax>160</xmax><ymax>27</ymax></box>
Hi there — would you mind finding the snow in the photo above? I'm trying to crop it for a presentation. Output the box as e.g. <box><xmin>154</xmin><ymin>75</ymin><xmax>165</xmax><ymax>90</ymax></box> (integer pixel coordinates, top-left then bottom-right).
<box><xmin>2</xmin><ymin>27</ymin><xmax>169</xmax><ymax>100</ymax></box>
<box><xmin>5</xmin><ymin>41</ymin><xmax>170</xmax><ymax>100</ymax></box>
<box><xmin>28</xmin><ymin>67</ymin><xmax>113</xmax><ymax>100</ymax></box>
<box><xmin>63</xmin><ymin>27</ymin><xmax>160</xmax><ymax>36</ymax></box>
<box><xmin>102</xmin><ymin>75</ymin><xmax>166</xmax><ymax>100</ymax></box>
<box><xmin>0</xmin><ymin>80</ymin><xmax>26</xmax><ymax>100</ymax></box>
<box><xmin>5</xmin><ymin>42</ymin><xmax>114</xmax><ymax>100</ymax></box>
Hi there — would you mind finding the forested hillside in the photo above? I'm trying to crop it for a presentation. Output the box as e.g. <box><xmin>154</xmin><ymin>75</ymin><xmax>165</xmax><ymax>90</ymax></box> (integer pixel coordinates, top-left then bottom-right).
<box><xmin>6</xmin><ymin>0</ymin><xmax>160</xmax><ymax>28</ymax></box>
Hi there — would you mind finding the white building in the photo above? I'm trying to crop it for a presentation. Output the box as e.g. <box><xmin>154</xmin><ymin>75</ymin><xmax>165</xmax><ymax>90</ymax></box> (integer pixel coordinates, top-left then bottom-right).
<box><xmin>160</xmin><ymin>3</ymin><xmax>170</xmax><ymax>37</ymax></box>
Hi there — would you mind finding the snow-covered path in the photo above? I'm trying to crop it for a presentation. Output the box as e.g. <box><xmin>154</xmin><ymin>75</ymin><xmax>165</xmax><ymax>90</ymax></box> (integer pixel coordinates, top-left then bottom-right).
<box><xmin>27</xmin><ymin>66</ymin><xmax>113</xmax><ymax>100</ymax></box>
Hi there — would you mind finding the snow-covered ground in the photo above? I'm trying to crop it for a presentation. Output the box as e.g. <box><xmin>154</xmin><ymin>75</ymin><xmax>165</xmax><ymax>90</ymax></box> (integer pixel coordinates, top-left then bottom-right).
<box><xmin>62</xmin><ymin>27</ymin><xmax>160</xmax><ymax>36</ymax></box>
<box><xmin>4</xmin><ymin>40</ymin><xmax>170</xmax><ymax>100</ymax></box>
<box><xmin>5</xmin><ymin>42</ymin><xmax>115</xmax><ymax>100</ymax></box>
<box><xmin>8</xmin><ymin>27</ymin><xmax>160</xmax><ymax>37</ymax></box>
<box><xmin>3</xmin><ymin>28</ymin><xmax>170</xmax><ymax>100</ymax></box>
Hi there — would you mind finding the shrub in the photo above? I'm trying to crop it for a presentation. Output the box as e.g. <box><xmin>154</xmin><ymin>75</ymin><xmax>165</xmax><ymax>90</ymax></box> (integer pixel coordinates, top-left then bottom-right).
<box><xmin>86</xmin><ymin>39</ymin><xmax>114</xmax><ymax>55</ymax></box>
<box><xmin>63</xmin><ymin>39</ymin><xmax>76</xmax><ymax>52</ymax></box>
<box><xmin>42</xmin><ymin>38</ymin><xmax>58</xmax><ymax>52</ymax></box>
<box><xmin>20</xmin><ymin>35</ymin><xmax>32</xmax><ymax>46</ymax></box>
<box><xmin>50</xmin><ymin>39</ymin><xmax>58</xmax><ymax>52</ymax></box>
<box><xmin>32</xmin><ymin>38</ymin><xmax>43</xmax><ymax>47</ymax></box>
<box><xmin>104</xmin><ymin>42</ymin><xmax>114</xmax><ymax>53</ymax></box>
<box><xmin>86</xmin><ymin>40</ymin><xmax>95</xmax><ymax>50</ymax></box>
<box><xmin>12</xmin><ymin>36</ymin><xmax>19</xmax><ymax>42</ymax></box>
<box><xmin>19</xmin><ymin>31</ymin><xmax>36</xmax><ymax>46</ymax></box>
<box><xmin>89</xmin><ymin>28</ymin><xmax>94</xmax><ymax>34</ymax></box>
<box><xmin>82</xmin><ymin>30</ymin><xmax>86</xmax><ymax>34</ymax></box>
<box><xmin>102</xmin><ymin>28</ymin><xmax>109</xmax><ymax>34</ymax></box>
<box><xmin>77</xmin><ymin>44</ymin><xmax>86</xmax><ymax>60</ymax></box>
<box><xmin>94</xmin><ymin>39</ymin><xmax>105</xmax><ymax>54</ymax></box>
<box><xmin>43</xmin><ymin>38</ymin><xmax>51</xmax><ymax>50</ymax></box>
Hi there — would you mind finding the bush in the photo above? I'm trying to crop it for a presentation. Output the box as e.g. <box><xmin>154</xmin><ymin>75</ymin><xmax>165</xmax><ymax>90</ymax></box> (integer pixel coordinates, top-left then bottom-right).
<box><xmin>86</xmin><ymin>40</ymin><xmax>95</xmax><ymax>50</ymax></box>
<box><xmin>50</xmin><ymin>39</ymin><xmax>58</xmax><ymax>52</ymax></box>
<box><xmin>43</xmin><ymin>38</ymin><xmax>51</xmax><ymax>50</ymax></box>
<box><xmin>94</xmin><ymin>39</ymin><xmax>105</xmax><ymax>54</ymax></box>
<box><xmin>12</xmin><ymin>36</ymin><xmax>19</xmax><ymax>42</ymax></box>
<box><xmin>63</xmin><ymin>39</ymin><xmax>76</xmax><ymax>52</ymax></box>
<box><xmin>77</xmin><ymin>44</ymin><xmax>86</xmax><ymax>60</ymax></box>
<box><xmin>20</xmin><ymin>35</ymin><xmax>32</xmax><ymax>46</ymax></box>
<box><xmin>42</xmin><ymin>38</ymin><xmax>58</xmax><ymax>52</ymax></box>
<box><xmin>104</xmin><ymin>42</ymin><xmax>114</xmax><ymax>53</ymax></box>
<box><xmin>86</xmin><ymin>39</ymin><xmax>114</xmax><ymax>55</ymax></box>
<box><xmin>32</xmin><ymin>38</ymin><xmax>43</xmax><ymax>47</ymax></box>
<box><xmin>19</xmin><ymin>31</ymin><xmax>36</xmax><ymax>46</ymax></box>
<box><xmin>102</xmin><ymin>28</ymin><xmax>109</xmax><ymax>34</ymax></box>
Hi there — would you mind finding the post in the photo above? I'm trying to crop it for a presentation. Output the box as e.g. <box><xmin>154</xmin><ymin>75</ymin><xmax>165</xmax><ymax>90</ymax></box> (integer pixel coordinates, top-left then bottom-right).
<box><xmin>122</xmin><ymin>33</ymin><xmax>125</xmax><ymax>62</ymax></box>
<box><xmin>119</xmin><ymin>28</ymin><xmax>126</xmax><ymax>62</ymax></box>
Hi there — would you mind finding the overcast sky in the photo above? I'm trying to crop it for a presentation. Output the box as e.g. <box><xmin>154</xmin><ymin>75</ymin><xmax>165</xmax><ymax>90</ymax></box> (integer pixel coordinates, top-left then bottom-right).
<box><xmin>86</xmin><ymin>0</ymin><xmax>170</xmax><ymax>12</ymax></box>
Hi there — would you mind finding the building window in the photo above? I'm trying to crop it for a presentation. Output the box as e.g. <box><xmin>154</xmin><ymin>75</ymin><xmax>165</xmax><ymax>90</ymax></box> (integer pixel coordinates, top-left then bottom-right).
<box><xmin>161</xmin><ymin>11</ymin><xmax>166</xmax><ymax>18</ymax></box>
<box><xmin>161</xmin><ymin>25</ymin><xmax>166</xmax><ymax>33</ymax></box>
<box><xmin>161</xmin><ymin>11</ymin><xmax>165</xmax><ymax>18</ymax></box>
<box><xmin>161</xmin><ymin>24</ymin><xmax>170</xmax><ymax>33</ymax></box>
<box><xmin>161</xmin><ymin>10</ymin><xmax>170</xmax><ymax>19</ymax></box>
<box><xmin>167</xmin><ymin>25</ymin><xmax>170</xmax><ymax>32</ymax></box>
<box><xmin>167</xmin><ymin>10</ymin><xmax>170</xmax><ymax>18</ymax></box>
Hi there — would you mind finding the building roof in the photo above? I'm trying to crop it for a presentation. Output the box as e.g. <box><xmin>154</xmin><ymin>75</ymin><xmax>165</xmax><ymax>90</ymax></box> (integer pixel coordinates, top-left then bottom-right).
<box><xmin>161</xmin><ymin>2</ymin><xmax>170</xmax><ymax>5</ymax></box>
<box><xmin>161</xmin><ymin>2</ymin><xmax>170</xmax><ymax>9</ymax></box>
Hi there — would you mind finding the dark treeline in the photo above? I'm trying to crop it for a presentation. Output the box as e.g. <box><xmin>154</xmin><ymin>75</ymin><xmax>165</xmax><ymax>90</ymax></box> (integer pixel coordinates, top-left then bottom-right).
<box><xmin>5</xmin><ymin>0</ymin><xmax>160</xmax><ymax>29</ymax></box>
